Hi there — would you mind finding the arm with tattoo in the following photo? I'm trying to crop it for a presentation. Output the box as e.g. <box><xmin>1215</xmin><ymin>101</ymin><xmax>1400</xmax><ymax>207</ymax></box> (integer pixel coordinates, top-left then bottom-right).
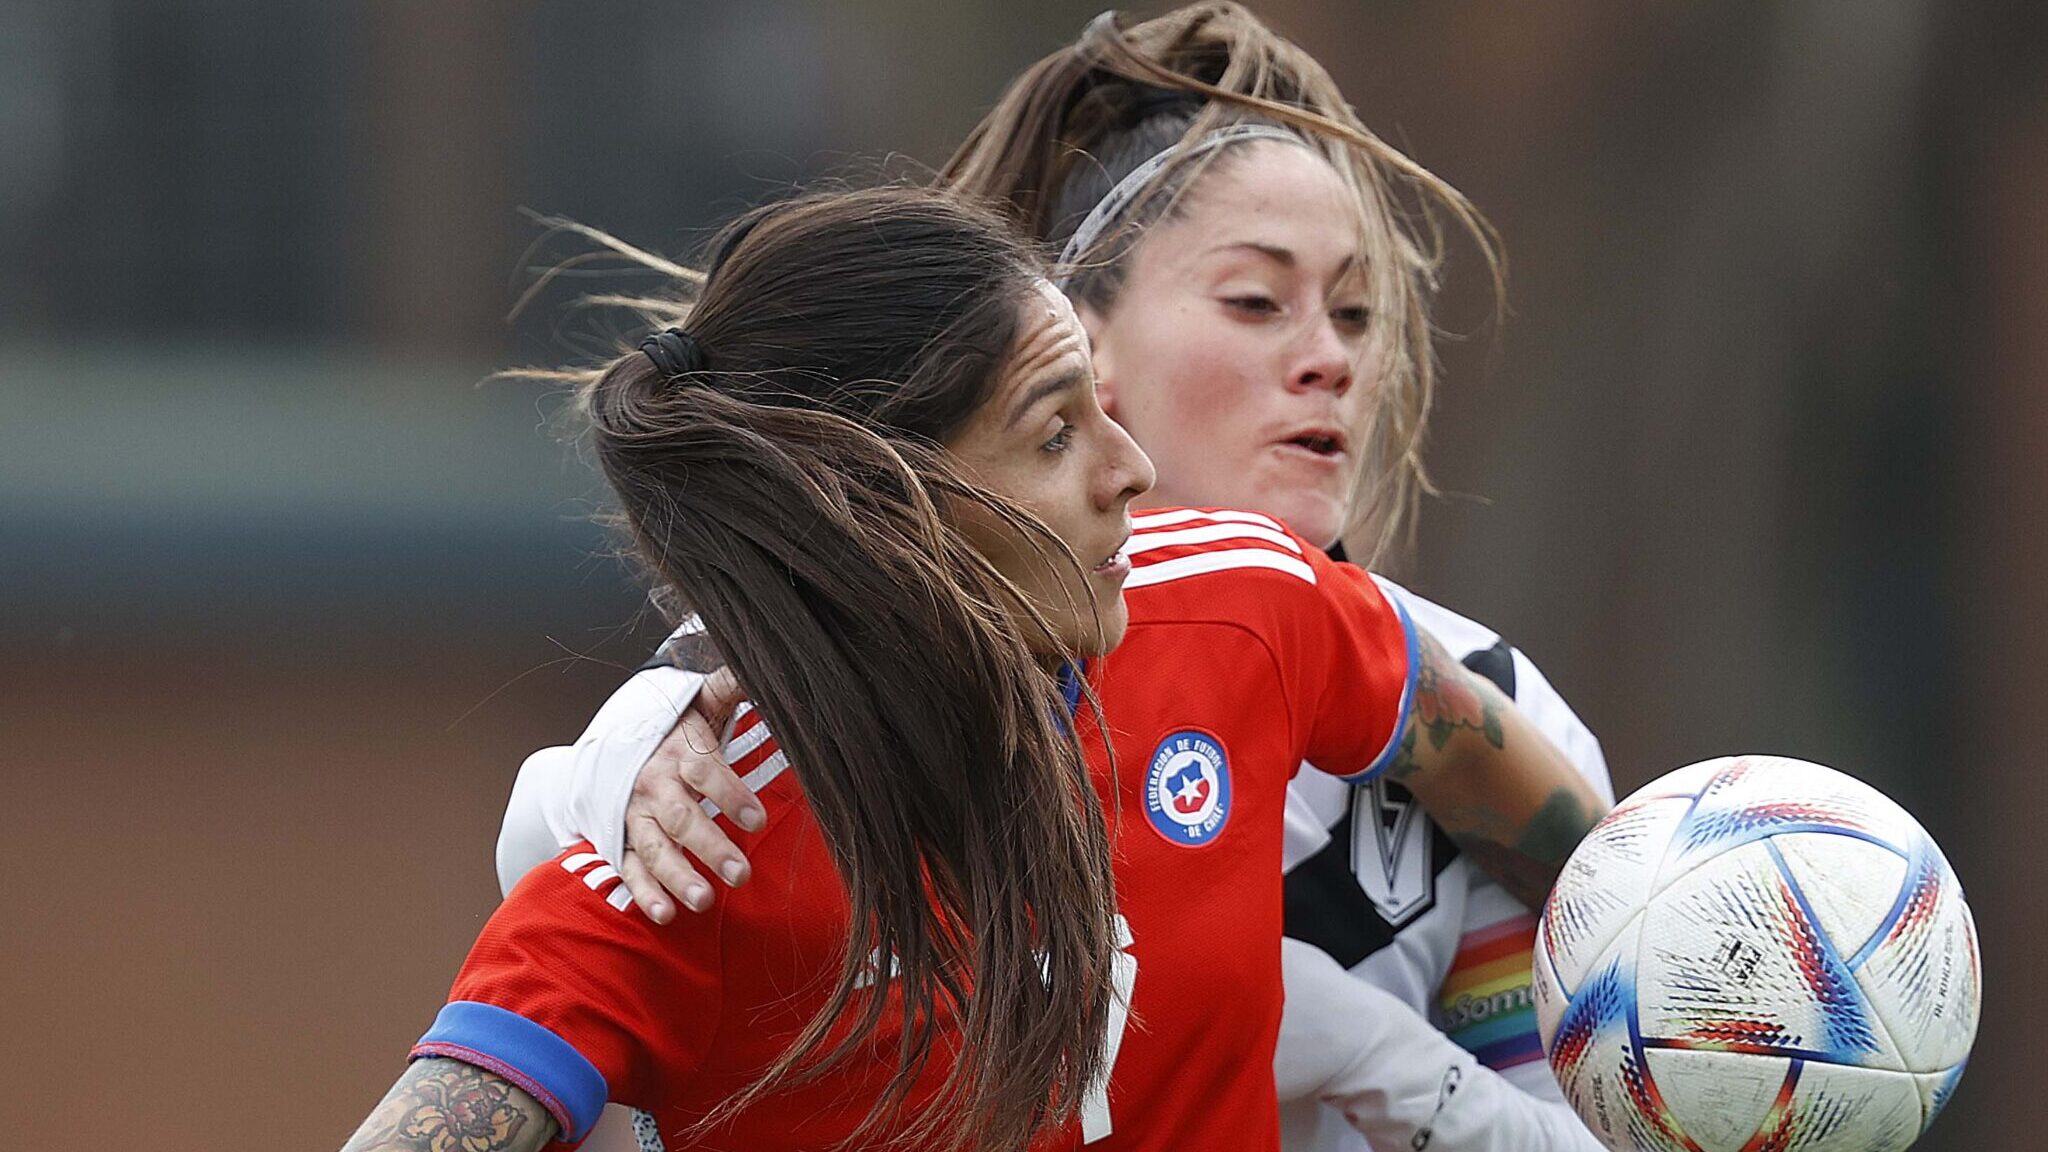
<box><xmin>341</xmin><ymin>1058</ymin><xmax>557</xmax><ymax>1152</ymax></box>
<box><xmin>1386</xmin><ymin>626</ymin><xmax>1608</xmax><ymax>909</ymax></box>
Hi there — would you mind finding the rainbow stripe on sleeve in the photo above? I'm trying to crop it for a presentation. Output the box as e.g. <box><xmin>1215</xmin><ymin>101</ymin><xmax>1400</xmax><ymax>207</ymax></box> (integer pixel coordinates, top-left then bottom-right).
<box><xmin>1437</xmin><ymin>913</ymin><xmax>1546</xmax><ymax>1070</ymax></box>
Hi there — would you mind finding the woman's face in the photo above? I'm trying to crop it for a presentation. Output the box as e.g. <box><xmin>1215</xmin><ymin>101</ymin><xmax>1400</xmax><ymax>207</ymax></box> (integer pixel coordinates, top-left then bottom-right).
<box><xmin>1080</xmin><ymin>141</ymin><xmax>1374</xmax><ymax>549</ymax></box>
<box><xmin>950</xmin><ymin>281</ymin><xmax>1157</xmax><ymax>657</ymax></box>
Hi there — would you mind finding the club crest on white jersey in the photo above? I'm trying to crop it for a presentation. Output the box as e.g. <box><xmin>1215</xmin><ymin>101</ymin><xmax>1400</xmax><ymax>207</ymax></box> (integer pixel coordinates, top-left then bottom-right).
<box><xmin>1353</xmin><ymin>778</ymin><xmax>1437</xmax><ymax>926</ymax></box>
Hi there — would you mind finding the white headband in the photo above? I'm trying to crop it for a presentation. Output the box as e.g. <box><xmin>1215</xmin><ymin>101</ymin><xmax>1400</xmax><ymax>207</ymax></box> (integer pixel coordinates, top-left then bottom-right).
<box><xmin>1053</xmin><ymin>123</ymin><xmax>1304</xmax><ymax>286</ymax></box>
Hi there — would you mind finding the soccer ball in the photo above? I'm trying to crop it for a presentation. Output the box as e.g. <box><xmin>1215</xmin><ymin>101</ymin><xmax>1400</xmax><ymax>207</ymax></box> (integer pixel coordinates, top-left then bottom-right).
<box><xmin>1532</xmin><ymin>756</ymin><xmax>1979</xmax><ymax>1152</ymax></box>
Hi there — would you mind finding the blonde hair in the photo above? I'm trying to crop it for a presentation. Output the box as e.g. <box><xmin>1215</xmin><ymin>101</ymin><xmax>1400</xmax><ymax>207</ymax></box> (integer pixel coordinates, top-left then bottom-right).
<box><xmin>943</xmin><ymin>2</ymin><xmax>1502</xmax><ymax>565</ymax></box>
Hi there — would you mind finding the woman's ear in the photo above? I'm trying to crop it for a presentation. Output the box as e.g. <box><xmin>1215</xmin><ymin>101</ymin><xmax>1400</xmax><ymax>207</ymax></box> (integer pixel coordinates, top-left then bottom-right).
<box><xmin>1076</xmin><ymin>301</ymin><xmax>1118</xmax><ymax>418</ymax></box>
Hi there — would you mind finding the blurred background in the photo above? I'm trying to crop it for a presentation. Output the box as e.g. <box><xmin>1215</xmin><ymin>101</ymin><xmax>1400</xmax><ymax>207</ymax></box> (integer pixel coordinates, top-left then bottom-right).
<box><xmin>3</xmin><ymin>0</ymin><xmax>2041</xmax><ymax>1145</ymax></box>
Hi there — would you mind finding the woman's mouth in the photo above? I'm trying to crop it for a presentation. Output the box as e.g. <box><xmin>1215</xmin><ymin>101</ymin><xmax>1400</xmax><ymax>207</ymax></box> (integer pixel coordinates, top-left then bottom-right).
<box><xmin>1269</xmin><ymin>418</ymin><xmax>1352</xmax><ymax>474</ymax></box>
<box><xmin>1091</xmin><ymin>538</ymin><xmax>1132</xmax><ymax>580</ymax></box>
<box><xmin>1274</xmin><ymin>437</ymin><xmax>1348</xmax><ymax>470</ymax></box>
<box><xmin>1278</xmin><ymin>425</ymin><xmax>1350</xmax><ymax>461</ymax></box>
<box><xmin>1289</xmin><ymin>433</ymin><xmax>1342</xmax><ymax>455</ymax></box>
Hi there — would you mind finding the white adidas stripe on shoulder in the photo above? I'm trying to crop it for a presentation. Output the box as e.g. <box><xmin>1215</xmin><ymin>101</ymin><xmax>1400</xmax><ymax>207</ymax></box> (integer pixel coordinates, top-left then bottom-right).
<box><xmin>560</xmin><ymin>852</ymin><xmax>639</xmax><ymax>912</ymax></box>
<box><xmin>724</xmin><ymin>708</ymin><xmax>772</xmax><ymax>761</ymax></box>
<box><xmin>1124</xmin><ymin>509</ymin><xmax>1315</xmax><ymax>589</ymax></box>
<box><xmin>1124</xmin><ymin>547</ymin><xmax>1317</xmax><ymax>589</ymax></box>
<box><xmin>696</xmin><ymin>701</ymin><xmax>791</xmax><ymax>822</ymax></box>
<box><xmin>553</xmin><ymin>699</ymin><xmax>792</xmax><ymax>915</ymax></box>
<box><xmin>1125</xmin><ymin>519</ymin><xmax>1304</xmax><ymax>558</ymax></box>
<box><xmin>701</xmin><ymin>749</ymin><xmax>790</xmax><ymax>816</ymax></box>
<box><xmin>1131</xmin><ymin>508</ymin><xmax>1287</xmax><ymax>532</ymax></box>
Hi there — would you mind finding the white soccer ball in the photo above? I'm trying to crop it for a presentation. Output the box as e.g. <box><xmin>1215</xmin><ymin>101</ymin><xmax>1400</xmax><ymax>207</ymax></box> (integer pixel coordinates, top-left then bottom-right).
<box><xmin>1532</xmin><ymin>755</ymin><xmax>1979</xmax><ymax>1152</ymax></box>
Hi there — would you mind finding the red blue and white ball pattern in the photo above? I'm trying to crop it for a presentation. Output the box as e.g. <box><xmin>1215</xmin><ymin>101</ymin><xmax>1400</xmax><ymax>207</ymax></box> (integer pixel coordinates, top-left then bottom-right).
<box><xmin>1532</xmin><ymin>756</ymin><xmax>1978</xmax><ymax>1152</ymax></box>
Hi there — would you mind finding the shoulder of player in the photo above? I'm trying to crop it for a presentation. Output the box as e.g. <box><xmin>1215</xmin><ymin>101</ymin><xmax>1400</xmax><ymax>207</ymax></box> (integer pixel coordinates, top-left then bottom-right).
<box><xmin>515</xmin><ymin>702</ymin><xmax>812</xmax><ymax>919</ymax></box>
<box><xmin>717</xmin><ymin>700</ymin><xmax>800</xmax><ymax>806</ymax></box>
<box><xmin>1365</xmin><ymin>584</ymin><xmax>1608</xmax><ymax>749</ymax></box>
<box><xmin>1122</xmin><ymin>507</ymin><xmax>1324</xmax><ymax>605</ymax></box>
<box><xmin>1368</xmin><ymin>578</ymin><xmax>1502</xmax><ymax>659</ymax></box>
<box><xmin>1363</xmin><ymin>583</ymin><xmax>1615</xmax><ymax>794</ymax></box>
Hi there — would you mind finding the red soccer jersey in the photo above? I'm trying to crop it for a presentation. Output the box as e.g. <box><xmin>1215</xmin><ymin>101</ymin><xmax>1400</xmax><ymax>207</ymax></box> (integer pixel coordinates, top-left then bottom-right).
<box><xmin>415</xmin><ymin>702</ymin><xmax>963</xmax><ymax>1149</ymax></box>
<box><xmin>413</xmin><ymin>508</ymin><xmax>1416</xmax><ymax>1151</ymax></box>
<box><xmin>1069</xmin><ymin>508</ymin><xmax>1416</xmax><ymax>1150</ymax></box>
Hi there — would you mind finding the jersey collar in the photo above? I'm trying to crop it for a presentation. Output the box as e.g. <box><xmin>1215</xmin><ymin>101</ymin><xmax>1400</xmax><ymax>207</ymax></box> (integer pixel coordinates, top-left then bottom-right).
<box><xmin>1058</xmin><ymin>660</ymin><xmax>1086</xmax><ymax>716</ymax></box>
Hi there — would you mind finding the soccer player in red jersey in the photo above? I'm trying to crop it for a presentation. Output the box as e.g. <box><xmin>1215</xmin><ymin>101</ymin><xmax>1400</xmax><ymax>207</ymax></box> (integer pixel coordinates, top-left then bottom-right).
<box><xmin>501</xmin><ymin>501</ymin><xmax>1591</xmax><ymax>1152</ymax></box>
<box><xmin>343</xmin><ymin>189</ymin><xmax>1151</xmax><ymax>1152</ymax></box>
<box><xmin>432</xmin><ymin>502</ymin><xmax>1432</xmax><ymax>1152</ymax></box>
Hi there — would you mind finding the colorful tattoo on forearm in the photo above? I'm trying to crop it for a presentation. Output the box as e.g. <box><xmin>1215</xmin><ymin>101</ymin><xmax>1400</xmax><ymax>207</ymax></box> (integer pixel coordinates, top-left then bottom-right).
<box><xmin>1388</xmin><ymin>629</ymin><xmax>1505</xmax><ymax>781</ymax></box>
<box><xmin>341</xmin><ymin>1058</ymin><xmax>554</xmax><ymax>1152</ymax></box>
<box><xmin>1444</xmin><ymin>787</ymin><xmax>1602</xmax><ymax>910</ymax></box>
<box><xmin>1387</xmin><ymin>629</ymin><xmax>1600</xmax><ymax>909</ymax></box>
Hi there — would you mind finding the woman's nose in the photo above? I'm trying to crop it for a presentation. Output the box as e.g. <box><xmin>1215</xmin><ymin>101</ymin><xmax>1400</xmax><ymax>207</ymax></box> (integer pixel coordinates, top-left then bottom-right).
<box><xmin>1289</xmin><ymin>319</ymin><xmax>1354</xmax><ymax>396</ymax></box>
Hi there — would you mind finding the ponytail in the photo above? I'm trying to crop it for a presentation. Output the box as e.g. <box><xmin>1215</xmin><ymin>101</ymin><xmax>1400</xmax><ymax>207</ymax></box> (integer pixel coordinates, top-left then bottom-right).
<box><xmin>543</xmin><ymin>187</ymin><xmax>1123</xmax><ymax>1150</ymax></box>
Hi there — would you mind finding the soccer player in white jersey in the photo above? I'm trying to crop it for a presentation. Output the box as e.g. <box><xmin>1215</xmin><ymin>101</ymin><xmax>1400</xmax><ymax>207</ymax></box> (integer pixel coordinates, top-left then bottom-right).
<box><xmin>500</xmin><ymin>7</ymin><xmax>1613</xmax><ymax>1150</ymax></box>
<box><xmin>1274</xmin><ymin>595</ymin><xmax>1613</xmax><ymax>1151</ymax></box>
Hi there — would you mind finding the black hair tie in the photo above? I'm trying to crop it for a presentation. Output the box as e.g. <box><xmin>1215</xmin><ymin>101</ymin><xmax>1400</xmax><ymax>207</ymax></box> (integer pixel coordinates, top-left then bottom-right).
<box><xmin>640</xmin><ymin>327</ymin><xmax>705</xmax><ymax>378</ymax></box>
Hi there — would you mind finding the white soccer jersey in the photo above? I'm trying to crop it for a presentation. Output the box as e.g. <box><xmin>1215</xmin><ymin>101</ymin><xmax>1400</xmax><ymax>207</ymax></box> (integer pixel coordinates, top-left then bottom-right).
<box><xmin>1278</xmin><ymin>581</ymin><xmax>1616</xmax><ymax>1152</ymax></box>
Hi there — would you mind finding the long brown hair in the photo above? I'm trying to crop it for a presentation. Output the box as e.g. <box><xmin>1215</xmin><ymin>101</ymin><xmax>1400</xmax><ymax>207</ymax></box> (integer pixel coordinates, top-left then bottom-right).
<box><xmin>942</xmin><ymin>2</ymin><xmax>1502</xmax><ymax>566</ymax></box>
<box><xmin>519</xmin><ymin>187</ymin><xmax>1119</xmax><ymax>1150</ymax></box>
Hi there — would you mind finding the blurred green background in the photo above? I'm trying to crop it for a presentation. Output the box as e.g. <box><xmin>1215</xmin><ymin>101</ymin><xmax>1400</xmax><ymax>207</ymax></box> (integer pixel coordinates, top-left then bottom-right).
<box><xmin>3</xmin><ymin>1</ymin><xmax>2040</xmax><ymax>1146</ymax></box>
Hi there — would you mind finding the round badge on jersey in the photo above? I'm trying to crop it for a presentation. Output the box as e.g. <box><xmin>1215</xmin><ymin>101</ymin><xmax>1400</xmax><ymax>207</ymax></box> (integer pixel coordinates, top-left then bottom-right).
<box><xmin>1144</xmin><ymin>729</ymin><xmax>1231</xmax><ymax>847</ymax></box>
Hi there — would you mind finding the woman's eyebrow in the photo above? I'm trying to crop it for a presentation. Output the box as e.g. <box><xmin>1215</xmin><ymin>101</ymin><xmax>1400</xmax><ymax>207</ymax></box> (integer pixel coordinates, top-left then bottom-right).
<box><xmin>1203</xmin><ymin>242</ymin><xmax>1362</xmax><ymax>285</ymax></box>
<box><xmin>1005</xmin><ymin>371</ymin><xmax>1084</xmax><ymax>429</ymax></box>
<box><xmin>1205</xmin><ymin>240</ymin><xmax>1296</xmax><ymax>265</ymax></box>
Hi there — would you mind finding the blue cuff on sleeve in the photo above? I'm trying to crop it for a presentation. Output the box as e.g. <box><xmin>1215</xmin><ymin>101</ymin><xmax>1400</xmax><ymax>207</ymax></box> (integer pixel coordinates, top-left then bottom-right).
<box><xmin>1352</xmin><ymin>592</ymin><xmax>1421</xmax><ymax>782</ymax></box>
<box><xmin>410</xmin><ymin>1001</ymin><xmax>609</xmax><ymax>1142</ymax></box>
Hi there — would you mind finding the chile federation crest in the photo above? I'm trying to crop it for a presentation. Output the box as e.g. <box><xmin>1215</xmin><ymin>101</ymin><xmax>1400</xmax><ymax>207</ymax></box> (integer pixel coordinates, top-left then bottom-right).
<box><xmin>1144</xmin><ymin>730</ymin><xmax>1232</xmax><ymax>847</ymax></box>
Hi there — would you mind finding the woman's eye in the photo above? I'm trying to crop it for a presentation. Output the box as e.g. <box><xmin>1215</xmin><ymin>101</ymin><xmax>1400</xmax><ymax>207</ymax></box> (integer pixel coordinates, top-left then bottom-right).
<box><xmin>1042</xmin><ymin>421</ymin><xmax>1076</xmax><ymax>453</ymax></box>
<box><xmin>1223</xmin><ymin>294</ymin><xmax>1280</xmax><ymax>316</ymax></box>
<box><xmin>1331</xmin><ymin>304</ymin><xmax>1372</xmax><ymax>332</ymax></box>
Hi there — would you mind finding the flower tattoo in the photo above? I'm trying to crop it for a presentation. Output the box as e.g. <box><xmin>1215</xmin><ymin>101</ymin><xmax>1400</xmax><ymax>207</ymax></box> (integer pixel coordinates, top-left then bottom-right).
<box><xmin>400</xmin><ymin>1075</ymin><xmax>531</xmax><ymax>1152</ymax></box>
<box><xmin>1391</xmin><ymin>629</ymin><xmax>1506</xmax><ymax>780</ymax></box>
<box><xmin>342</xmin><ymin>1058</ymin><xmax>553</xmax><ymax>1152</ymax></box>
